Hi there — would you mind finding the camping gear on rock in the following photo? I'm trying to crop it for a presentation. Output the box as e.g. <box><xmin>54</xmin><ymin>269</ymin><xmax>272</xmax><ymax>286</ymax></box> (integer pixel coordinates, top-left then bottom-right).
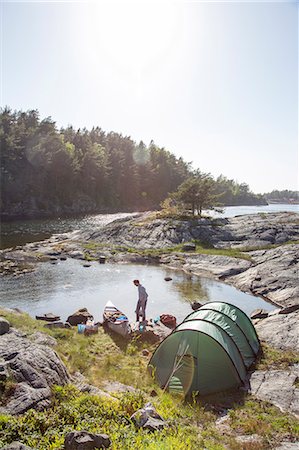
<box><xmin>77</xmin><ymin>319</ymin><xmax>98</xmax><ymax>336</ymax></box>
<box><xmin>36</xmin><ymin>313</ymin><xmax>61</xmax><ymax>322</ymax></box>
<box><xmin>160</xmin><ymin>314</ymin><xmax>177</xmax><ymax>328</ymax></box>
<box><xmin>103</xmin><ymin>301</ymin><xmax>131</xmax><ymax>338</ymax></box>
<box><xmin>84</xmin><ymin>317</ymin><xmax>98</xmax><ymax>336</ymax></box>
<box><xmin>149</xmin><ymin>301</ymin><xmax>260</xmax><ymax>396</ymax></box>
<box><xmin>77</xmin><ymin>324</ymin><xmax>86</xmax><ymax>334</ymax></box>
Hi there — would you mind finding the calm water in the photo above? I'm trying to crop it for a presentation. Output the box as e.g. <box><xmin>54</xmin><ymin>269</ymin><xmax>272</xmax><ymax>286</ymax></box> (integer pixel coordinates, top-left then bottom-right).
<box><xmin>0</xmin><ymin>259</ymin><xmax>276</xmax><ymax>323</ymax></box>
<box><xmin>210</xmin><ymin>203</ymin><xmax>298</xmax><ymax>218</ymax></box>
<box><xmin>1</xmin><ymin>204</ymin><xmax>298</xmax><ymax>250</ymax></box>
<box><xmin>0</xmin><ymin>212</ymin><xmax>138</xmax><ymax>250</ymax></box>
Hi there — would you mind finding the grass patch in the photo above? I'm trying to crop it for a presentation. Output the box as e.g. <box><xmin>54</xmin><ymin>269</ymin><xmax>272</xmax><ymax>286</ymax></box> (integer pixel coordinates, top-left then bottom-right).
<box><xmin>1</xmin><ymin>310</ymin><xmax>299</xmax><ymax>449</ymax></box>
<box><xmin>256</xmin><ymin>343</ymin><xmax>299</xmax><ymax>370</ymax></box>
<box><xmin>239</xmin><ymin>239</ymin><xmax>299</xmax><ymax>253</ymax></box>
<box><xmin>81</xmin><ymin>241</ymin><xmax>106</xmax><ymax>252</ymax></box>
<box><xmin>229</xmin><ymin>398</ymin><xmax>299</xmax><ymax>443</ymax></box>
<box><xmin>134</xmin><ymin>241</ymin><xmax>252</xmax><ymax>261</ymax></box>
<box><xmin>0</xmin><ymin>385</ymin><xmax>224</xmax><ymax>449</ymax></box>
<box><xmin>0</xmin><ymin>309</ymin><xmax>50</xmax><ymax>335</ymax></box>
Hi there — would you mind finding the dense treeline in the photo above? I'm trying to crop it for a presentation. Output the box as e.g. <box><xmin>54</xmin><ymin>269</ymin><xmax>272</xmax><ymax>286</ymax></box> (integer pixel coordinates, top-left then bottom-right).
<box><xmin>0</xmin><ymin>108</ymin><xmax>266</xmax><ymax>218</ymax></box>
<box><xmin>0</xmin><ymin>108</ymin><xmax>191</xmax><ymax>216</ymax></box>
<box><xmin>264</xmin><ymin>190</ymin><xmax>299</xmax><ymax>204</ymax></box>
<box><xmin>214</xmin><ymin>175</ymin><xmax>267</xmax><ymax>206</ymax></box>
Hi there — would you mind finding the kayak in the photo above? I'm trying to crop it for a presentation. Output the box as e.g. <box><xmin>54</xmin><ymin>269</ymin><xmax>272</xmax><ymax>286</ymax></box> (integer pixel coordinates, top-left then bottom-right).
<box><xmin>103</xmin><ymin>301</ymin><xmax>131</xmax><ymax>338</ymax></box>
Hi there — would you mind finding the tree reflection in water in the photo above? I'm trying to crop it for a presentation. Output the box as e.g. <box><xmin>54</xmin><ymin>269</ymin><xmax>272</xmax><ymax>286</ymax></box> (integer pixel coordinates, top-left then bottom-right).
<box><xmin>172</xmin><ymin>275</ymin><xmax>209</xmax><ymax>304</ymax></box>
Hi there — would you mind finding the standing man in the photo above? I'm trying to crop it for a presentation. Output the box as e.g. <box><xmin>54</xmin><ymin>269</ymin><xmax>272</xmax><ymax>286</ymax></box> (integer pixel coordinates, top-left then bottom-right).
<box><xmin>133</xmin><ymin>279</ymin><xmax>148</xmax><ymax>323</ymax></box>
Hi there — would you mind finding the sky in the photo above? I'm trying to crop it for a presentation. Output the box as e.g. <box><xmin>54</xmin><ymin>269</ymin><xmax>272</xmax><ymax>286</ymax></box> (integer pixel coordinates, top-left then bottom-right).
<box><xmin>1</xmin><ymin>0</ymin><xmax>298</xmax><ymax>193</ymax></box>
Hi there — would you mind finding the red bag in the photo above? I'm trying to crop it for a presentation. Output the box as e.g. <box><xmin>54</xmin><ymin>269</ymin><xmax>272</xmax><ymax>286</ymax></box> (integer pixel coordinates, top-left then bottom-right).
<box><xmin>160</xmin><ymin>314</ymin><xmax>177</xmax><ymax>328</ymax></box>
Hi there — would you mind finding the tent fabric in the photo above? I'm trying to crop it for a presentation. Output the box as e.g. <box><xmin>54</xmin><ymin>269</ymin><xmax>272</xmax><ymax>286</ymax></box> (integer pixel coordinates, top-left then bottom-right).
<box><xmin>197</xmin><ymin>302</ymin><xmax>260</xmax><ymax>355</ymax></box>
<box><xmin>183</xmin><ymin>309</ymin><xmax>256</xmax><ymax>368</ymax></box>
<box><xmin>149</xmin><ymin>301</ymin><xmax>260</xmax><ymax>396</ymax></box>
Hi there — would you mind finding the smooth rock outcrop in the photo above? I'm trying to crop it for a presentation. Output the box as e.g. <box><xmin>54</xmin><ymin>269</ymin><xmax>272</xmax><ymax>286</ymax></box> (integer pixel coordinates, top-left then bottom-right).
<box><xmin>228</xmin><ymin>244</ymin><xmax>299</xmax><ymax>307</ymax></box>
<box><xmin>0</xmin><ymin>329</ymin><xmax>69</xmax><ymax>415</ymax></box>
<box><xmin>250</xmin><ymin>365</ymin><xmax>299</xmax><ymax>418</ymax></box>
<box><xmin>255</xmin><ymin>311</ymin><xmax>299</xmax><ymax>351</ymax></box>
<box><xmin>175</xmin><ymin>253</ymin><xmax>251</xmax><ymax>279</ymax></box>
<box><xmin>77</xmin><ymin>212</ymin><xmax>299</xmax><ymax>250</ymax></box>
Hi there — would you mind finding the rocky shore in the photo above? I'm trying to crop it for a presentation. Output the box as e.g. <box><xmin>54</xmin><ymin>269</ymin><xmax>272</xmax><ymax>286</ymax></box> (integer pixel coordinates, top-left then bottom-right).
<box><xmin>1</xmin><ymin>211</ymin><xmax>298</xmax><ymax>308</ymax></box>
<box><xmin>0</xmin><ymin>211</ymin><xmax>299</xmax><ymax>448</ymax></box>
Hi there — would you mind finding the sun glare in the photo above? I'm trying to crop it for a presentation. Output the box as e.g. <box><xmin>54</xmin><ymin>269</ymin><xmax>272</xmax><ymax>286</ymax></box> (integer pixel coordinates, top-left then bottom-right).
<box><xmin>85</xmin><ymin>1</ymin><xmax>182</xmax><ymax>79</ymax></box>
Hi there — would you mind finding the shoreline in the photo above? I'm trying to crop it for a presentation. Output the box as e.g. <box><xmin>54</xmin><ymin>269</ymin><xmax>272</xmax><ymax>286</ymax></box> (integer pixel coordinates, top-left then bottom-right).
<box><xmin>1</xmin><ymin>210</ymin><xmax>298</xmax><ymax>310</ymax></box>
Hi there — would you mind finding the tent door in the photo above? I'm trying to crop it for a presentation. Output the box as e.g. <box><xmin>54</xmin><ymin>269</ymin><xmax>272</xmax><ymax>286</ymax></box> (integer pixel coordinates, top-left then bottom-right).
<box><xmin>168</xmin><ymin>354</ymin><xmax>197</xmax><ymax>395</ymax></box>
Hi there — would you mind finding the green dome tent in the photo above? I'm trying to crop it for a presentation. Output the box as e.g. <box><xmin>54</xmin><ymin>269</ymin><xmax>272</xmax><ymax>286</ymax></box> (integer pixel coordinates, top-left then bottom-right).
<box><xmin>149</xmin><ymin>302</ymin><xmax>260</xmax><ymax>396</ymax></box>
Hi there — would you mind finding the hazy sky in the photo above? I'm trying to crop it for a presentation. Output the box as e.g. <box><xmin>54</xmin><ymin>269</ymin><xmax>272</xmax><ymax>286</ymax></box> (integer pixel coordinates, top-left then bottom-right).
<box><xmin>1</xmin><ymin>0</ymin><xmax>298</xmax><ymax>193</ymax></box>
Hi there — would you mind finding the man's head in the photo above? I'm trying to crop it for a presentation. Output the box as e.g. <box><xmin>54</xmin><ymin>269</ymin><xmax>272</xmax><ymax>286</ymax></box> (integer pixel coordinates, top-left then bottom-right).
<box><xmin>133</xmin><ymin>279</ymin><xmax>140</xmax><ymax>286</ymax></box>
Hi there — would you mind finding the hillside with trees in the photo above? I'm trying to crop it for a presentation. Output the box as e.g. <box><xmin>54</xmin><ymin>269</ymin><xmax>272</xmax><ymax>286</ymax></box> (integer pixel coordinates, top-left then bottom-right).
<box><xmin>0</xmin><ymin>108</ymin><xmax>266</xmax><ymax>218</ymax></box>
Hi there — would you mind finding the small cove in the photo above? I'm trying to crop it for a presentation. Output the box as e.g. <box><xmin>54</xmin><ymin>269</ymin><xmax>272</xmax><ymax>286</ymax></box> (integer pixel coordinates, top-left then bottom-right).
<box><xmin>0</xmin><ymin>259</ymin><xmax>276</xmax><ymax>323</ymax></box>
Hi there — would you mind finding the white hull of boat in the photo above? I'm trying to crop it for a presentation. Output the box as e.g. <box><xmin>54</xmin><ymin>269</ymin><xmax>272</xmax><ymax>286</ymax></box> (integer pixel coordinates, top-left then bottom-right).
<box><xmin>103</xmin><ymin>301</ymin><xmax>131</xmax><ymax>338</ymax></box>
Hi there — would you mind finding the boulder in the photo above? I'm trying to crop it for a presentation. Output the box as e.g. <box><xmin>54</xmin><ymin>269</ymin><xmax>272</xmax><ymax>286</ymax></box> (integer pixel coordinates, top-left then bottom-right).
<box><xmin>0</xmin><ymin>317</ymin><xmax>10</xmax><ymax>335</ymax></box>
<box><xmin>191</xmin><ymin>302</ymin><xmax>202</xmax><ymax>311</ymax></box>
<box><xmin>131</xmin><ymin>321</ymin><xmax>172</xmax><ymax>343</ymax></box>
<box><xmin>143</xmin><ymin>416</ymin><xmax>166</xmax><ymax>431</ymax></box>
<box><xmin>182</xmin><ymin>243</ymin><xmax>196</xmax><ymax>252</ymax></box>
<box><xmin>69</xmin><ymin>251</ymin><xmax>85</xmax><ymax>259</ymax></box>
<box><xmin>67</xmin><ymin>308</ymin><xmax>93</xmax><ymax>326</ymax></box>
<box><xmin>35</xmin><ymin>313</ymin><xmax>60</xmax><ymax>322</ymax></box>
<box><xmin>64</xmin><ymin>431</ymin><xmax>111</xmax><ymax>449</ymax></box>
<box><xmin>250</xmin><ymin>309</ymin><xmax>269</xmax><ymax>320</ymax></box>
<box><xmin>0</xmin><ymin>328</ymin><xmax>69</xmax><ymax>415</ymax></box>
<box><xmin>130</xmin><ymin>402</ymin><xmax>166</xmax><ymax>431</ymax></box>
<box><xmin>43</xmin><ymin>321</ymin><xmax>66</xmax><ymax>329</ymax></box>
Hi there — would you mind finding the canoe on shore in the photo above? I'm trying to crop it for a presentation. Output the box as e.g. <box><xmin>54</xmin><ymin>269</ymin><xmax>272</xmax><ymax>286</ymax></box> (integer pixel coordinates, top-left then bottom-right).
<box><xmin>103</xmin><ymin>301</ymin><xmax>131</xmax><ymax>338</ymax></box>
